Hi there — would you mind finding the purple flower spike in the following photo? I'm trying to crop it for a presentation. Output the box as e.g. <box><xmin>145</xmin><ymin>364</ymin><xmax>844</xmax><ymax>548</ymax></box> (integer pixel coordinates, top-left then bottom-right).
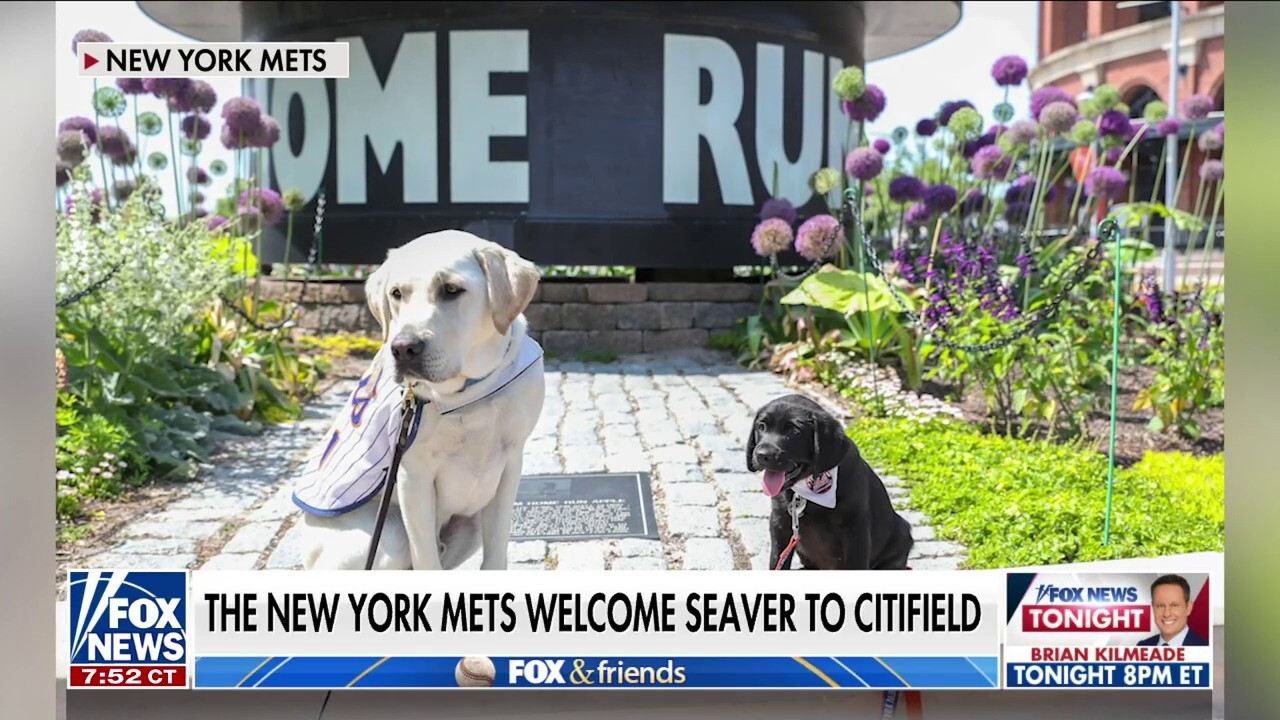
<box><xmin>239</xmin><ymin>187</ymin><xmax>285</xmax><ymax>225</ymax></box>
<box><xmin>1181</xmin><ymin>94</ymin><xmax>1215</xmax><ymax>121</ymax></box>
<box><xmin>873</xmin><ymin>138</ymin><xmax>891</xmax><ymax>154</ymax></box>
<box><xmin>115</xmin><ymin>78</ymin><xmax>146</xmax><ymax>95</ymax></box>
<box><xmin>1098</xmin><ymin>110</ymin><xmax>1133</xmax><ymax>138</ymax></box>
<box><xmin>904</xmin><ymin>203</ymin><xmax>934</xmax><ymax>226</ymax></box>
<box><xmin>972</xmin><ymin>145</ymin><xmax>1011</xmax><ymax>180</ymax></box>
<box><xmin>221</xmin><ymin>96</ymin><xmax>263</xmax><ymax>135</ymax></box>
<box><xmin>1155</xmin><ymin>118</ymin><xmax>1181</xmax><ymax>137</ymax></box>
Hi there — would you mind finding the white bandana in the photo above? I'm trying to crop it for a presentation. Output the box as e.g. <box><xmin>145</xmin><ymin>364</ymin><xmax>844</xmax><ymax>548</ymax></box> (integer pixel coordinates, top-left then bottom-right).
<box><xmin>792</xmin><ymin>466</ymin><xmax>838</xmax><ymax>509</ymax></box>
<box><xmin>292</xmin><ymin>335</ymin><xmax>543</xmax><ymax>517</ymax></box>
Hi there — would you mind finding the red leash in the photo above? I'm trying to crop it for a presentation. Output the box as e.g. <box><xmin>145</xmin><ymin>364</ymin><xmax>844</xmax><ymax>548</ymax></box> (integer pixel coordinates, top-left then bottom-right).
<box><xmin>772</xmin><ymin>492</ymin><xmax>924</xmax><ymax>719</ymax></box>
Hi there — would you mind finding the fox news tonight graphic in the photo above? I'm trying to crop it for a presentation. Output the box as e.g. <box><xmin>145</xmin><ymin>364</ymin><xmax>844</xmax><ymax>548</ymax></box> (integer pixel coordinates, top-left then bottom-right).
<box><xmin>1004</xmin><ymin>572</ymin><xmax>1213</xmax><ymax>690</ymax></box>
<box><xmin>76</xmin><ymin>42</ymin><xmax>350</xmax><ymax>78</ymax></box>
<box><xmin>67</xmin><ymin>570</ymin><xmax>190</xmax><ymax>689</ymax></box>
<box><xmin>189</xmin><ymin>571</ymin><xmax>1001</xmax><ymax>690</ymax></box>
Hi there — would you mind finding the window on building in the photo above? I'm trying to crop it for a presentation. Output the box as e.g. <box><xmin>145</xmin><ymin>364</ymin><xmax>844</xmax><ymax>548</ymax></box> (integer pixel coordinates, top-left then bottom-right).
<box><xmin>1136</xmin><ymin>2</ymin><xmax>1172</xmax><ymax>24</ymax></box>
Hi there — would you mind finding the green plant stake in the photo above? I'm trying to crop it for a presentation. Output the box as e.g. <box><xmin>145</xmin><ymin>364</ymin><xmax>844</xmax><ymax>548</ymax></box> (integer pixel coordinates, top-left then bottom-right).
<box><xmin>1102</xmin><ymin>217</ymin><xmax>1121</xmax><ymax>545</ymax></box>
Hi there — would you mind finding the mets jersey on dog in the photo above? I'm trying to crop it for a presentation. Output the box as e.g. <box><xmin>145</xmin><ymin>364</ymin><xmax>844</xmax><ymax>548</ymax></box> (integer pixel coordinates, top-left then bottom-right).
<box><xmin>292</xmin><ymin>337</ymin><xmax>543</xmax><ymax>517</ymax></box>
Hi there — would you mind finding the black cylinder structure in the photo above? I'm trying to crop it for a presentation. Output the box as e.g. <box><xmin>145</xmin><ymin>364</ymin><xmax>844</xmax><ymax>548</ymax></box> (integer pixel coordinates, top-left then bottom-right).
<box><xmin>139</xmin><ymin>1</ymin><xmax>961</xmax><ymax>269</ymax></box>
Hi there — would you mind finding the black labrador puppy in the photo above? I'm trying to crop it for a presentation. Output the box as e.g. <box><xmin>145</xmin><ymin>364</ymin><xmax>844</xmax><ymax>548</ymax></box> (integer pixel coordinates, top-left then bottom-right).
<box><xmin>746</xmin><ymin>394</ymin><xmax>913</xmax><ymax>570</ymax></box>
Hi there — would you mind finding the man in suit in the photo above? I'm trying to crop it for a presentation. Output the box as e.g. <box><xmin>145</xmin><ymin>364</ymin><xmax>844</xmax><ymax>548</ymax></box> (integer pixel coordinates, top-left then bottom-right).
<box><xmin>1137</xmin><ymin>574</ymin><xmax>1208</xmax><ymax>647</ymax></box>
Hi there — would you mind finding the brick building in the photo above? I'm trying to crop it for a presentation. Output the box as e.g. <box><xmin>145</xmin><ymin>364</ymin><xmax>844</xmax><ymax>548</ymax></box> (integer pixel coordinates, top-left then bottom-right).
<box><xmin>1032</xmin><ymin>1</ymin><xmax>1224</xmax><ymax>219</ymax></box>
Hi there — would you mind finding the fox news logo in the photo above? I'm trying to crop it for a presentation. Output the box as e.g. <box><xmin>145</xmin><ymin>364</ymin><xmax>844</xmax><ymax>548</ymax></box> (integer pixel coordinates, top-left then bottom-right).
<box><xmin>68</xmin><ymin>570</ymin><xmax>188</xmax><ymax>688</ymax></box>
<box><xmin>1023</xmin><ymin>584</ymin><xmax>1147</xmax><ymax>632</ymax></box>
<box><xmin>1034</xmin><ymin>584</ymin><xmax>1140</xmax><ymax>604</ymax></box>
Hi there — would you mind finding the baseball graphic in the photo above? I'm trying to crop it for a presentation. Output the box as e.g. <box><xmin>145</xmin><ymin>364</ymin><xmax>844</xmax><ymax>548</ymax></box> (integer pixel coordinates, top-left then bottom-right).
<box><xmin>455</xmin><ymin>655</ymin><xmax>496</xmax><ymax>688</ymax></box>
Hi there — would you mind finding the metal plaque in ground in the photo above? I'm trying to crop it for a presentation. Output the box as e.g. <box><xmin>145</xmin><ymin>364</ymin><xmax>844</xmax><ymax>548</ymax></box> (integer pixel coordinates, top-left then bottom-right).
<box><xmin>510</xmin><ymin>472</ymin><xmax>659</xmax><ymax>542</ymax></box>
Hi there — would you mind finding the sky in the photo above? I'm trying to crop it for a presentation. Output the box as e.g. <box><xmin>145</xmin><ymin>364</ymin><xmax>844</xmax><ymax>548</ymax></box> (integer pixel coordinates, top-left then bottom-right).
<box><xmin>55</xmin><ymin>1</ymin><xmax>1039</xmax><ymax>215</ymax></box>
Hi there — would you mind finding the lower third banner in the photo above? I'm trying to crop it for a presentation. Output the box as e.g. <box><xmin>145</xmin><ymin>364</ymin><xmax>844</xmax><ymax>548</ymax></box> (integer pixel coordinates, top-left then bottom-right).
<box><xmin>193</xmin><ymin>655</ymin><xmax>1000</xmax><ymax>690</ymax></box>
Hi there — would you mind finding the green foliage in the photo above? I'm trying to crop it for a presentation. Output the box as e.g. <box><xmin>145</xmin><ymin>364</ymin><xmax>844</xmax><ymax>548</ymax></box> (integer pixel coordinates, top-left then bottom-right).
<box><xmin>1133</xmin><ymin>289</ymin><xmax>1225</xmax><ymax>438</ymax></box>
<box><xmin>851</xmin><ymin>417</ymin><xmax>1225</xmax><ymax>568</ymax></box>
<box><xmin>298</xmin><ymin>332</ymin><xmax>382</xmax><ymax>358</ymax></box>
<box><xmin>576</xmin><ymin>351</ymin><xmax>618</xmax><ymax>364</ymax></box>
<box><xmin>54</xmin><ymin>173</ymin><xmax>325</xmax><ymax>521</ymax></box>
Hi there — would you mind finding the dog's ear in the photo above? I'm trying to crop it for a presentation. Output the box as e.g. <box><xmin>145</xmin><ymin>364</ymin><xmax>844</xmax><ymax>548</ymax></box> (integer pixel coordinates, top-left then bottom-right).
<box><xmin>365</xmin><ymin>262</ymin><xmax>392</xmax><ymax>343</ymax></box>
<box><xmin>811</xmin><ymin>408</ymin><xmax>853</xmax><ymax>472</ymax></box>
<box><xmin>474</xmin><ymin>244</ymin><xmax>540</xmax><ymax>335</ymax></box>
<box><xmin>745</xmin><ymin>408</ymin><xmax>761</xmax><ymax>473</ymax></box>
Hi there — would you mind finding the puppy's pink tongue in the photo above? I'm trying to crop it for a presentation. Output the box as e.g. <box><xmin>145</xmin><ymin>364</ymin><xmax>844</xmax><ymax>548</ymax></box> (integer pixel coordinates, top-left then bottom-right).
<box><xmin>761</xmin><ymin>470</ymin><xmax>787</xmax><ymax>497</ymax></box>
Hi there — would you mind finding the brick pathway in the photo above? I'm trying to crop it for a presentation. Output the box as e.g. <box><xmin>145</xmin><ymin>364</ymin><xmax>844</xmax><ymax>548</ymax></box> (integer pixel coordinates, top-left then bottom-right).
<box><xmin>70</xmin><ymin>350</ymin><xmax>964</xmax><ymax>582</ymax></box>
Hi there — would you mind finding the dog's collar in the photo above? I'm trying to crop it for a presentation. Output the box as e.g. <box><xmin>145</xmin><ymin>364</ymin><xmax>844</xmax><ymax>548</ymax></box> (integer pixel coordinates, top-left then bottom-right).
<box><xmin>459</xmin><ymin>336</ymin><xmax>515</xmax><ymax>390</ymax></box>
<box><xmin>791</xmin><ymin>466</ymin><xmax>838</xmax><ymax>509</ymax></box>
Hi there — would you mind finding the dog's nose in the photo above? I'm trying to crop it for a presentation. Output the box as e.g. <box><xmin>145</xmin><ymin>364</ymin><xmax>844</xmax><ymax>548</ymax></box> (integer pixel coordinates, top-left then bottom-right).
<box><xmin>390</xmin><ymin>334</ymin><xmax>426</xmax><ymax>362</ymax></box>
<box><xmin>753</xmin><ymin>448</ymin><xmax>779</xmax><ymax>466</ymax></box>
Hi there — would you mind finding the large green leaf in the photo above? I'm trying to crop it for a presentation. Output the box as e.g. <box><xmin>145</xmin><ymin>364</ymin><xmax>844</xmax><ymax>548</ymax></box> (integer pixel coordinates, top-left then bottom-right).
<box><xmin>85</xmin><ymin>327</ymin><xmax>128</xmax><ymax>374</ymax></box>
<box><xmin>779</xmin><ymin>269</ymin><xmax>904</xmax><ymax>316</ymax></box>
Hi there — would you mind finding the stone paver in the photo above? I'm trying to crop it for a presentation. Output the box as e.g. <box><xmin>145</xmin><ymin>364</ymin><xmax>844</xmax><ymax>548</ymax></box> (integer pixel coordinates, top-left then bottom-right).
<box><xmin>74</xmin><ymin>349</ymin><xmax>964</xmax><ymax>578</ymax></box>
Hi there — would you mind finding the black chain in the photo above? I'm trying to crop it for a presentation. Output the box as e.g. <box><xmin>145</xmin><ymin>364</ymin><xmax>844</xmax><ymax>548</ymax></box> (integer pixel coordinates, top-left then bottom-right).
<box><xmin>220</xmin><ymin>191</ymin><xmax>326</xmax><ymax>333</ymax></box>
<box><xmin>56</xmin><ymin>260</ymin><xmax>124</xmax><ymax>309</ymax></box>
<box><xmin>841</xmin><ymin>189</ymin><xmax>1114</xmax><ymax>353</ymax></box>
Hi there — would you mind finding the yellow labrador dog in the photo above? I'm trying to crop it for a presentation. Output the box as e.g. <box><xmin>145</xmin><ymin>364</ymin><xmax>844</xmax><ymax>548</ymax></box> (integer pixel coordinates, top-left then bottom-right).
<box><xmin>295</xmin><ymin>230</ymin><xmax>545</xmax><ymax>570</ymax></box>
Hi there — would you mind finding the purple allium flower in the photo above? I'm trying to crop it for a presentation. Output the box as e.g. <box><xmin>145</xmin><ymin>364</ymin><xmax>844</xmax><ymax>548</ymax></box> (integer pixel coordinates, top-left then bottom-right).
<box><xmin>750</xmin><ymin>218</ymin><xmax>794</xmax><ymax>257</ymax></box>
<box><xmin>143</xmin><ymin>78</ymin><xmax>192</xmax><ymax>100</ymax></box>
<box><xmin>938</xmin><ymin>100</ymin><xmax>975</xmax><ymax>125</ymax></box>
<box><xmin>239</xmin><ymin>187</ymin><xmax>285</xmax><ymax>225</ymax></box>
<box><xmin>1214</xmin><ymin>121</ymin><xmax>1224</xmax><ymax>140</ymax></box>
<box><xmin>221</xmin><ymin>96</ymin><xmax>263</xmax><ymax>134</ymax></box>
<box><xmin>960</xmin><ymin>189</ymin><xmax>986</xmax><ymax>216</ymax></box>
<box><xmin>181</xmin><ymin>115</ymin><xmax>211</xmax><ymax>140</ymax></box>
<box><xmin>248</xmin><ymin>115</ymin><xmax>281</xmax><ymax>148</ymax></box>
<box><xmin>207</xmin><ymin>215</ymin><xmax>230</xmax><ymax>232</ymax></box>
<box><xmin>109</xmin><ymin>141</ymin><xmax>136</xmax><ymax>167</ymax></box>
<box><xmin>56</xmin><ymin>161</ymin><xmax>72</xmax><ymax>188</ymax></box>
<box><xmin>1039</xmin><ymin>101</ymin><xmax>1078</xmax><ymax>134</ymax></box>
<box><xmin>187</xmin><ymin>166</ymin><xmax>210</xmax><ymax>185</ymax></box>
<box><xmin>760</xmin><ymin>197</ymin><xmax>797</xmax><ymax>225</ymax></box>
<box><xmin>1105</xmin><ymin>146</ymin><xmax>1124</xmax><ymax>165</ymax></box>
<box><xmin>1181</xmin><ymin>94</ymin><xmax>1215</xmax><ymax>121</ymax></box>
<box><xmin>904</xmin><ymin>202</ymin><xmax>934</xmax><ymax>226</ymax></box>
<box><xmin>1030</xmin><ymin>86</ymin><xmax>1074</xmax><ymax>120</ymax></box>
<box><xmin>843</xmin><ymin>84</ymin><xmax>886</xmax><ymax>123</ymax></box>
<box><xmin>71</xmin><ymin>29</ymin><xmax>111</xmax><ymax>56</ymax></box>
<box><xmin>923</xmin><ymin>184</ymin><xmax>958</xmax><ymax>214</ymax></box>
<box><xmin>845</xmin><ymin>147</ymin><xmax>883</xmax><ymax>181</ymax></box>
<box><xmin>1155</xmin><ymin>118</ymin><xmax>1181</xmax><ymax>137</ymax></box>
<box><xmin>1098</xmin><ymin>110</ymin><xmax>1133</xmax><ymax>138</ymax></box>
<box><xmin>1004</xmin><ymin>201</ymin><xmax>1031</xmax><ymax>224</ymax></box>
<box><xmin>1197</xmin><ymin>129</ymin><xmax>1223</xmax><ymax>152</ymax></box>
<box><xmin>115</xmin><ymin>78</ymin><xmax>146</xmax><ymax>95</ymax></box>
<box><xmin>991</xmin><ymin>55</ymin><xmax>1029</xmax><ymax>87</ymax></box>
<box><xmin>888</xmin><ymin>176</ymin><xmax>926</xmax><ymax>203</ymax></box>
<box><xmin>971</xmin><ymin>144</ymin><xmax>1011</xmax><ymax>180</ymax></box>
<box><xmin>1085</xmin><ymin>166</ymin><xmax>1128</xmax><ymax>200</ymax></box>
<box><xmin>873</xmin><ymin>138</ymin><xmax>891</xmax><ymax>154</ymax></box>
<box><xmin>112</xmin><ymin>179</ymin><xmax>137</xmax><ymax>202</ymax></box>
<box><xmin>57</xmin><ymin>117</ymin><xmax>97</xmax><ymax>146</ymax></box>
<box><xmin>56</xmin><ymin>130</ymin><xmax>90</xmax><ymax>165</ymax></box>
<box><xmin>795</xmin><ymin>215</ymin><xmax>844</xmax><ymax>262</ymax></box>
<box><xmin>97</xmin><ymin>125</ymin><xmax>129</xmax><ymax>158</ymax></box>
<box><xmin>916</xmin><ymin>118</ymin><xmax>938</xmax><ymax>137</ymax></box>
<box><xmin>220</xmin><ymin>123</ymin><xmax>248</xmax><ymax>150</ymax></box>
<box><xmin>186</xmin><ymin>81</ymin><xmax>217</xmax><ymax>114</ymax></box>
<box><xmin>1199</xmin><ymin>160</ymin><xmax>1224</xmax><ymax>182</ymax></box>
<box><xmin>1007</xmin><ymin>119</ymin><xmax>1039</xmax><ymax>146</ymax></box>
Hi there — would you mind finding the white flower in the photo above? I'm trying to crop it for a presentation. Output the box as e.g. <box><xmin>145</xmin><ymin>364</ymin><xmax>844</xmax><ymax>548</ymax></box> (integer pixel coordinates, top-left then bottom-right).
<box><xmin>104</xmin><ymin>452</ymin><xmax>117</xmax><ymax>460</ymax></box>
<box><xmin>118</xmin><ymin>461</ymin><xmax>127</xmax><ymax>468</ymax></box>
<box><xmin>56</xmin><ymin>470</ymin><xmax>72</xmax><ymax>481</ymax></box>
<box><xmin>102</xmin><ymin>471</ymin><xmax>114</xmax><ymax>480</ymax></box>
<box><xmin>77</xmin><ymin>448</ymin><xmax>89</xmax><ymax>456</ymax></box>
<box><xmin>89</xmin><ymin>467</ymin><xmax>100</xmax><ymax>474</ymax></box>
